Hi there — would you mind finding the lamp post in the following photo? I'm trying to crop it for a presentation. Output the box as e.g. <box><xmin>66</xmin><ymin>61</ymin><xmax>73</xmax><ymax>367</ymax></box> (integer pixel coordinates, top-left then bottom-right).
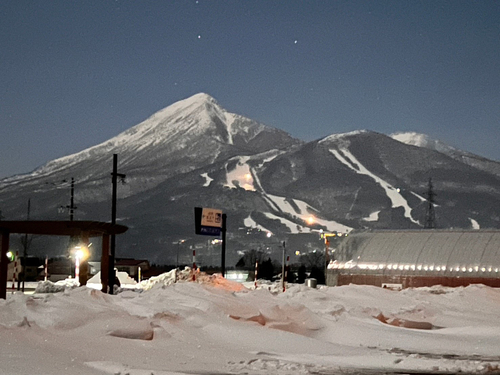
<box><xmin>73</xmin><ymin>244</ymin><xmax>90</xmax><ymax>285</ymax></box>
<box><xmin>281</xmin><ymin>241</ymin><xmax>286</xmax><ymax>292</ymax></box>
<box><xmin>75</xmin><ymin>250</ymin><xmax>81</xmax><ymax>284</ymax></box>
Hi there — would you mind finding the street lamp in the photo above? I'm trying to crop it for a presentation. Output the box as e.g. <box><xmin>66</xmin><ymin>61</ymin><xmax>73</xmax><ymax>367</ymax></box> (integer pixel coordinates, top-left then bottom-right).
<box><xmin>73</xmin><ymin>245</ymin><xmax>90</xmax><ymax>284</ymax></box>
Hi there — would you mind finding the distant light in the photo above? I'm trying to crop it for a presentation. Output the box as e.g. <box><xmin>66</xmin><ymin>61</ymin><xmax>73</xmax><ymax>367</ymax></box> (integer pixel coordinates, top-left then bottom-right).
<box><xmin>307</xmin><ymin>216</ymin><xmax>315</xmax><ymax>225</ymax></box>
<box><xmin>245</xmin><ymin>173</ymin><xmax>252</xmax><ymax>181</ymax></box>
<box><xmin>74</xmin><ymin>245</ymin><xmax>90</xmax><ymax>261</ymax></box>
<box><xmin>266</xmin><ymin>232</ymin><xmax>272</xmax><ymax>238</ymax></box>
<box><xmin>295</xmin><ymin>251</ymin><xmax>300</xmax><ymax>256</ymax></box>
<box><xmin>396</xmin><ymin>188</ymin><xmax>401</xmax><ymax>193</ymax></box>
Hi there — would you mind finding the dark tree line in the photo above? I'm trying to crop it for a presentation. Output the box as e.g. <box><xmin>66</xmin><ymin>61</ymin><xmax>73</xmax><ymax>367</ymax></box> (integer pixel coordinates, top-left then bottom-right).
<box><xmin>236</xmin><ymin>249</ymin><xmax>325</xmax><ymax>284</ymax></box>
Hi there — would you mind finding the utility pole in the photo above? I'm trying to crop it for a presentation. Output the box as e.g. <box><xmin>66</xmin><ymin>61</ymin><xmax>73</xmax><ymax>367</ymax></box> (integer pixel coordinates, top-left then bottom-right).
<box><xmin>58</xmin><ymin>177</ymin><xmax>77</xmax><ymax>220</ymax></box>
<box><xmin>221</xmin><ymin>214</ymin><xmax>227</xmax><ymax>277</ymax></box>
<box><xmin>109</xmin><ymin>154</ymin><xmax>126</xmax><ymax>294</ymax></box>
<box><xmin>69</xmin><ymin>177</ymin><xmax>75</xmax><ymax>221</ymax></box>
<box><xmin>424</xmin><ymin>177</ymin><xmax>436</xmax><ymax>229</ymax></box>
<box><xmin>281</xmin><ymin>241</ymin><xmax>286</xmax><ymax>292</ymax></box>
<box><xmin>21</xmin><ymin>199</ymin><xmax>31</xmax><ymax>292</ymax></box>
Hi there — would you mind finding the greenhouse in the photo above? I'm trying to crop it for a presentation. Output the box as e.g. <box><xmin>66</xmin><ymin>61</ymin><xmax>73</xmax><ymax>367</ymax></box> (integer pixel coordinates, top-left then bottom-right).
<box><xmin>327</xmin><ymin>230</ymin><xmax>500</xmax><ymax>288</ymax></box>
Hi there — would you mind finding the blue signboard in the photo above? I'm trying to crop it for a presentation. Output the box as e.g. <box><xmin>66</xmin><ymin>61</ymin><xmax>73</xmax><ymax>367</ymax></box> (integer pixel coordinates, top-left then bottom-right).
<box><xmin>194</xmin><ymin>207</ymin><xmax>222</xmax><ymax>236</ymax></box>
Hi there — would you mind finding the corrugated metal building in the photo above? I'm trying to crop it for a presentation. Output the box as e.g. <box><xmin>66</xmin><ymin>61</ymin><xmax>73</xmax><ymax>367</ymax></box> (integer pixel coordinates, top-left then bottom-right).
<box><xmin>326</xmin><ymin>230</ymin><xmax>500</xmax><ymax>288</ymax></box>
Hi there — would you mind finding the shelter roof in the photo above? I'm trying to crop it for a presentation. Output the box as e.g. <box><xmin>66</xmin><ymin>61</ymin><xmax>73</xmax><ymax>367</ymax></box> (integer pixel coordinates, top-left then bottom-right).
<box><xmin>0</xmin><ymin>221</ymin><xmax>127</xmax><ymax>237</ymax></box>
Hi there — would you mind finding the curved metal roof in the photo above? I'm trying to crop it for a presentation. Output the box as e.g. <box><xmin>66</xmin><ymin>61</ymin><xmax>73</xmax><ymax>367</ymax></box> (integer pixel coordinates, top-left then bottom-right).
<box><xmin>331</xmin><ymin>229</ymin><xmax>500</xmax><ymax>278</ymax></box>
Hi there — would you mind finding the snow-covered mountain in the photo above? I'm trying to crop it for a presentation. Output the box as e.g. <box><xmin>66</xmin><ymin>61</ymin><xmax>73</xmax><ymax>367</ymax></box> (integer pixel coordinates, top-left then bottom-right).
<box><xmin>1</xmin><ymin>94</ymin><xmax>500</xmax><ymax>265</ymax></box>
<box><xmin>0</xmin><ymin>93</ymin><xmax>300</xmax><ymax>200</ymax></box>
<box><xmin>391</xmin><ymin>132</ymin><xmax>500</xmax><ymax>176</ymax></box>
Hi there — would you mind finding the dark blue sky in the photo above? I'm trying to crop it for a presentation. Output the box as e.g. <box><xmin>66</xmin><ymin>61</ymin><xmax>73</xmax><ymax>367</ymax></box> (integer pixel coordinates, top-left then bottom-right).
<box><xmin>1</xmin><ymin>0</ymin><xmax>499</xmax><ymax>178</ymax></box>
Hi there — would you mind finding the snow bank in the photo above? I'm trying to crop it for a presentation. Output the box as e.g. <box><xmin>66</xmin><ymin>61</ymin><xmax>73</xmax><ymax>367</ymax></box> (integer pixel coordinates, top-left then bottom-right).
<box><xmin>34</xmin><ymin>278</ymin><xmax>79</xmax><ymax>293</ymax></box>
<box><xmin>2</xmin><ymin>274</ymin><xmax>500</xmax><ymax>374</ymax></box>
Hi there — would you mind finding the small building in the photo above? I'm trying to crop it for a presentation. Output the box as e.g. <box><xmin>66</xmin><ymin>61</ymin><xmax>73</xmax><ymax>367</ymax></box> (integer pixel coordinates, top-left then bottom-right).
<box><xmin>326</xmin><ymin>229</ymin><xmax>500</xmax><ymax>288</ymax></box>
<box><xmin>115</xmin><ymin>258</ymin><xmax>150</xmax><ymax>281</ymax></box>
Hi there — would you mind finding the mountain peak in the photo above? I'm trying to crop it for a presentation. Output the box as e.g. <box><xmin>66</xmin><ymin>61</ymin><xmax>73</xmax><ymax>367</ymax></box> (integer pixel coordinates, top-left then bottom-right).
<box><xmin>151</xmin><ymin>92</ymin><xmax>219</xmax><ymax>120</ymax></box>
<box><xmin>390</xmin><ymin>132</ymin><xmax>457</xmax><ymax>154</ymax></box>
<box><xmin>391</xmin><ymin>132</ymin><xmax>433</xmax><ymax>148</ymax></box>
<box><xmin>318</xmin><ymin>130</ymin><xmax>369</xmax><ymax>144</ymax></box>
<box><xmin>175</xmin><ymin>92</ymin><xmax>218</xmax><ymax>107</ymax></box>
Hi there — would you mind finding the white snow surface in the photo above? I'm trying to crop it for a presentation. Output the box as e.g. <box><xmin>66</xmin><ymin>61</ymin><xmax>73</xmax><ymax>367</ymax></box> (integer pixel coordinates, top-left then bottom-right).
<box><xmin>200</xmin><ymin>172</ymin><xmax>213</xmax><ymax>187</ymax></box>
<box><xmin>362</xmin><ymin>210</ymin><xmax>380</xmax><ymax>222</ymax></box>
<box><xmin>263</xmin><ymin>212</ymin><xmax>304</xmax><ymax>233</ymax></box>
<box><xmin>265</xmin><ymin>194</ymin><xmax>352</xmax><ymax>233</ymax></box>
<box><xmin>470</xmin><ymin>217</ymin><xmax>481</xmax><ymax>230</ymax></box>
<box><xmin>330</xmin><ymin>148</ymin><xmax>420</xmax><ymax>225</ymax></box>
<box><xmin>243</xmin><ymin>215</ymin><xmax>270</xmax><ymax>233</ymax></box>
<box><xmin>391</xmin><ymin>131</ymin><xmax>432</xmax><ymax>148</ymax></box>
<box><xmin>2</xmin><ymin>271</ymin><xmax>500</xmax><ymax>375</ymax></box>
<box><xmin>319</xmin><ymin>130</ymin><xmax>367</xmax><ymax>144</ymax></box>
<box><xmin>224</xmin><ymin>156</ymin><xmax>256</xmax><ymax>191</ymax></box>
<box><xmin>390</xmin><ymin>131</ymin><xmax>459</xmax><ymax>156</ymax></box>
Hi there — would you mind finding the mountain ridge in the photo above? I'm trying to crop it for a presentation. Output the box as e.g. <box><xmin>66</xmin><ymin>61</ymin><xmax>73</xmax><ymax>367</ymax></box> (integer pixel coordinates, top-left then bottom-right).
<box><xmin>1</xmin><ymin>93</ymin><xmax>499</xmax><ymax>265</ymax></box>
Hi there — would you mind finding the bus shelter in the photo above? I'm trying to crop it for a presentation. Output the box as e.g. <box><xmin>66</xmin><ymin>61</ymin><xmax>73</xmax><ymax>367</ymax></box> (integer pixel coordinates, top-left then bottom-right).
<box><xmin>0</xmin><ymin>221</ymin><xmax>127</xmax><ymax>299</ymax></box>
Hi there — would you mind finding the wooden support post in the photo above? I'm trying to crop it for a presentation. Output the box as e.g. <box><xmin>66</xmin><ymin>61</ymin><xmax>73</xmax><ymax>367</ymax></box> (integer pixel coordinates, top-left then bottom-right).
<box><xmin>79</xmin><ymin>233</ymin><xmax>90</xmax><ymax>286</ymax></box>
<box><xmin>101</xmin><ymin>234</ymin><xmax>110</xmax><ymax>293</ymax></box>
<box><xmin>0</xmin><ymin>229</ymin><xmax>10</xmax><ymax>299</ymax></box>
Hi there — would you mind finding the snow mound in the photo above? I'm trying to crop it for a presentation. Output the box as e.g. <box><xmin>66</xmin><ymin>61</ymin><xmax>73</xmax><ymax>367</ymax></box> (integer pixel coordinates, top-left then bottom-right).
<box><xmin>140</xmin><ymin>267</ymin><xmax>247</xmax><ymax>292</ymax></box>
<box><xmin>34</xmin><ymin>279</ymin><xmax>79</xmax><ymax>293</ymax></box>
<box><xmin>230</xmin><ymin>304</ymin><xmax>323</xmax><ymax>336</ymax></box>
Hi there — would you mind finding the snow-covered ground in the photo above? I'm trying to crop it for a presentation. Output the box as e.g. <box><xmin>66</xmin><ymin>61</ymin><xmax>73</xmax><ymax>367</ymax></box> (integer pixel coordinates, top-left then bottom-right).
<box><xmin>2</xmin><ymin>268</ymin><xmax>500</xmax><ymax>374</ymax></box>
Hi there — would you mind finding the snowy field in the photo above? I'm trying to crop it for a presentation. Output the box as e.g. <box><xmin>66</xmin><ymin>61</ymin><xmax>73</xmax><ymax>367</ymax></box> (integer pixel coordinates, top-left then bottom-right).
<box><xmin>2</xmin><ymin>268</ymin><xmax>500</xmax><ymax>374</ymax></box>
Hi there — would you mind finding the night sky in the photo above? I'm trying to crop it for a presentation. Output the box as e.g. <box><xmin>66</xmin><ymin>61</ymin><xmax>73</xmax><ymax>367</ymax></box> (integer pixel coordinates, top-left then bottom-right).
<box><xmin>1</xmin><ymin>1</ymin><xmax>499</xmax><ymax>178</ymax></box>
